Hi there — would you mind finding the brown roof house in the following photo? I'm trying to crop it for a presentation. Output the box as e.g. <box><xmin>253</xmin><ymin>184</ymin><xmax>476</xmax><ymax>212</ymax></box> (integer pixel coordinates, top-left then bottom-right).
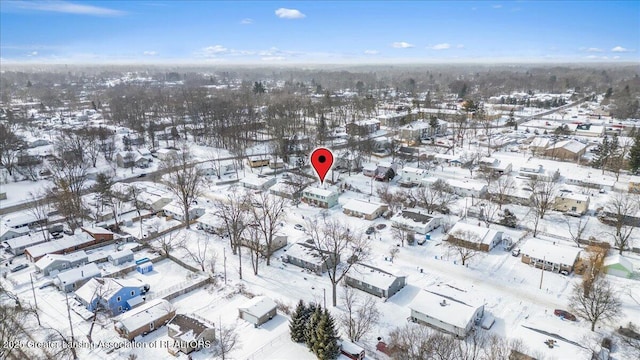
<box><xmin>166</xmin><ymin>314</ymin><xmax>216</xmax><ymax>356</ymax></box>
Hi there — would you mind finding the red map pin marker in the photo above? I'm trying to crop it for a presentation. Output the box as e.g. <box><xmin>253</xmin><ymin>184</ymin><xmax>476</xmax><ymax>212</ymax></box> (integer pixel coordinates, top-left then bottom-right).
<box><xmin>310</xmin><ymin>147</ymin><xmax>334</xmax><ymax>184</ymax></box>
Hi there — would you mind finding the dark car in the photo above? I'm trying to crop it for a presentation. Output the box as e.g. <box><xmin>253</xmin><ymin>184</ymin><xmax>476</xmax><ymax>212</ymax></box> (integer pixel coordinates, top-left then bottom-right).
<box><xmin>365</xmin><ymin>227</ymin><xmax>375</xmax><ymax>235</ymax></box>
<box><xmin>375</xmin><ymin>224</ymin><xmax>387</xmax><ymax>230</ymax></box>
<box><xmin>554</xmin><ymin>309</ymin><xmax>577</xmax><ymax>321</ymax></box>
<box><xmin>137</xmin><ymin>173</ymin><xmax>147</xmax><ymax>178</ymax></box>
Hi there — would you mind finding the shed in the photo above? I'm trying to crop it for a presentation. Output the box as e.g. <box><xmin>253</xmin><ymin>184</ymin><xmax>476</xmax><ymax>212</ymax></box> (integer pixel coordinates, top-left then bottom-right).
<box><xmin>137</xmin><ymin>261</ymin><xmax>153</xmax><ymax>274</ymax></box>
<box><xmin>603</xmin><ymin>255</ymin><xmax>634</xmax><ymax>279</ymax></box>
<box><xmin>238</xmin><ymin>296</ymin><xmax>277</xmax><ymax>326</ymax></box>
<box><xmin>108</xmin><ymin>249</ymin><xmax>134</xmax><ymax>266</ymax></box>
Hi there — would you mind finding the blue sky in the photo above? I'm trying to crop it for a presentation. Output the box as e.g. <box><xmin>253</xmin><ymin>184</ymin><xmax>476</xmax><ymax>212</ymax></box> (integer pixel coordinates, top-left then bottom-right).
<box><xmin>1</xmin><ymin>1</ymin><xmax>639</xmax><ymax>64</ymax></box>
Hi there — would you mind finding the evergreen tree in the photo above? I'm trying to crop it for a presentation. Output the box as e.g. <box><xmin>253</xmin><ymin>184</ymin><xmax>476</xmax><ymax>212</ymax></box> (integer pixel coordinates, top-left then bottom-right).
<box><xmin>499</xmin><ymin>208</ymin><xmax>518</xmax><ymax>228</ymax></box>
<box><xmin>311</xmin><ymin>309</ymin><xmax>340</xmax><ymax>360</ymax></box>
<box><xmin>305</xmin><ymin>306</ymin><xmax>322</xmax><ymax>348</ymax></box>
<box><xmin>629</xmin><ymin>134</ymin><xmax>640</xmax><ymax>173</ymax></box>
<box><xmin>289</xmin><ymin>300</ymin><xmax>308</xmax><ymax>343</ymax></box>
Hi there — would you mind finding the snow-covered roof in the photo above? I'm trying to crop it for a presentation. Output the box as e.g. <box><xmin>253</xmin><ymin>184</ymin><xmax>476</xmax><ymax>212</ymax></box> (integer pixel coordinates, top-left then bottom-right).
<box><xmin>546</xmin><ymin>139</ymin><xmax>587</xmax><ymax>154</ymax></box>
<box><xmin>342</xmin><ymin>199</ymin><xmax>386</xmax><ymax>215</ymax></box>
<box><xmin>239</xmin><ymin>296</ymin><xmax>277</xmax><ymax>318</ymax></box>
<box><xmin>400</xmin><ymin>166</ymin><xmax>427</xmax><ymax>176</ymax></box>
<box><xmin>114</xmin><ymin>299</ymin><xmax>174</xmax><ymax>332</ymax></box>
<box><xmin>2</xmin><ymin>232</ymin><xmax>43</xmax><ymax>249</ymax></box>
<box><xmin>82</xmin><ymin>226</ymin><xmax>113</xmax><ymax>235</ymax></box>
<box><xmin>347</xmin><ymin>263</ymin><xmax>405</xmax><ymax>290</ymax></box>
<box><xmin>25</xmin><ymin>232</ymin><xmax>95</xmax><ymax>259</ymax></box>
<box><xmin>240</xmin><ymin>174</ymin><xmax>274</xmax><ymax>188</ymax></box>
<box><xmin>448</xmin><ymin>222</ymin><xmax>501</xmax><ymax>246</ymax></box>
<box><xmin>162</xmin><ymin>202</ymin><xmax>183</xmax><ymax>215</ymax></box>
<box><xmin>286</xmin><ymin>242</ymin><xmax>325</xmax><ymax>266</ymax></box>
<box><xmin>2</xmin><ymin>212</ymin><xmax>46</xmax><ymax>228</ymax></box>
<box><xmin>399</xmin><ymin>121</ymin><xmax>430</xmax><ymax>130</ymax></box>
<box><xmin>529</xmin><ymin>137</ymin><xmax>551</xmax><ymax>148</ymax></box>
<box><xmin>304</xmin><ymin>186</ymin><xmax>338</xmax><ymax>198</ymax></box>
<box><xmin>35</xmin><ymin>250</ymin><xmax>87</xmax><ymax>269</ymax></box>
<box><xmin>75</xmin><ymin>277</ymin><xmax>146</xmax><ymax>304</ymax></box>
<box><xmin>603</xmin><ymin>254</ymin><xmax>633</xmax><ymax>272</ymax></box>
<box><xmin>447</xmin><ymin>179</ymin><xmax>487</xmax><ymax>192</ymax></box>
<box><xmin>409</xmin><ymin>289</ymin><xmax>482</xmax><ymax>329</ymax></box>
<box><xmin>520</xmin><ymin>239</ymin><xmax>581</xmax><ymax>266</ymax></box>
<box><xmin>555</xmin><ymin>193</ymin><xmax>589</xmax><ymax>202</ymax></box>
<box><xmin>196</xmin><ymin>212</ymin><xmax>222</xmax><ymax>227</ymax></box>
<box><xmin>107</xmin><ymin>249</ymin><xmax>133</xmax><ymax>261</ymax></box>
<box><xmin>55</xmin><ymin>263</ymin><xmax>101</xmax><ymax>286</ymax></box>
<box><xmin>167</xmin><ymin>314</ymin><xmax>213</xmax><ymax>342</ymax></box>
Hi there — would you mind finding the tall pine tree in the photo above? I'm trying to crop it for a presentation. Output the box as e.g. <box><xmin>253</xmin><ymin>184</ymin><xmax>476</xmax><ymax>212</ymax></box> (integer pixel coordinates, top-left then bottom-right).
<box><xmin>289</xmin><ymin>300</ymin><xmax>308</xmax><ymax>343</ymax></box>
<box><xmin>305</xmin><ymin>306</ymin><xmax>323</xmax><ymax>349</ymax></box>
<box><xmin>311</xmin><ymin>309</ymin><xmax>340</xmax><ymax>360</ymax></box>
<box><xmin>629</xmin><ymin>133</ymin><xmax>640</xmax><ymax>174</ymax></box>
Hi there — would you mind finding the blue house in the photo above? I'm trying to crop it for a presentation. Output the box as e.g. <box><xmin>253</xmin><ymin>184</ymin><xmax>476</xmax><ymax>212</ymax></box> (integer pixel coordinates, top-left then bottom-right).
<box><xmin>75</xmin><ymin>277</ymin><xmax>150</xmax><ymax>315</ymax></box>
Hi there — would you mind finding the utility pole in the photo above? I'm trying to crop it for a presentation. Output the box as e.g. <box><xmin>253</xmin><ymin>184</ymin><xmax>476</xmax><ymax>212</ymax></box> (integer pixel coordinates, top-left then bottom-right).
<box><xmin>29</xmin><ymin>273</ymin><xmax>41</xmax><ymax>325</ymax></box>
<box><xmin>223</xmin><ymin>247</ymin><xmax>227</xmax><ymax>285</ymax></box>
<box><xmin>64</xmin><ymin>290</ymin><xmax>76</xmax><ymax>347</ymax></box>
<box><xmin>323</xmin><ymin>288</ymin><xmax>326</xmax><ymax>309</ymax></box>
<box><xmin>539</xmin><ymin>256</ymin><xmax>545</xmax><ymax>290</ymax></box>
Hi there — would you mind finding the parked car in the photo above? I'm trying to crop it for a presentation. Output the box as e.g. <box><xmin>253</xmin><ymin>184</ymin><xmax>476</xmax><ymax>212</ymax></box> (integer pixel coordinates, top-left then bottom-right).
<box><xmin>10</xmin><ymin>263</ymin><xmax>29</xmax><ymax>273</ymax></box>
<box><xmin>511</xmin><ymin>248</ymin><xmax>521</xmax><ymax>257</ymax></box>
<box><xmin>375</xmin><ymin>224</ymin><xmax>387</xmax><ymax>230</ymax></box>
<box><xmin>294</xmin><ymin>224</ymin><xmax>305</xmax><ymax>231</ymax></box>
<box><xmin>365</xmin><ymin>227</ymin><xmax>375</xmax><ymax>235</ymax></box>
<box><xmin>554</xmin><ymin>309</ymin><xmax>577</xmax><ymax>321</ymax></box>
<box><xmin>559</xmin><ymin>270</ymin><xmax>570</xmax><ymax>276</ymax></box>
<box><xmin>137</xmin><ymin>173</ymin><xmax>147</xmax><ymax>178</ymax></box>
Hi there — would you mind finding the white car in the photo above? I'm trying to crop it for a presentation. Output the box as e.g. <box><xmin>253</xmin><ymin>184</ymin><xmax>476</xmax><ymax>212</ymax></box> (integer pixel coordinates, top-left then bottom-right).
<box><xmin>294</xmin><ymin>224</ymin><xmax>305</xmax><ymax>231</ymax></box>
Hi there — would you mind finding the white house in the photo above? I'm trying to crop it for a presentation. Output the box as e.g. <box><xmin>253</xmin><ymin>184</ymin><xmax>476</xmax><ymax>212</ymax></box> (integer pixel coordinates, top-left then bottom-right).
<box><xmin>54</xmin><ymin>263</ymin><xmax>102</xmax><ymax>292</ymax></box>
<box><xmin>239</xmin><ymin>174</ymin><xmax>277</xmax><ymax>191</ymax></box>
<box><xmin>447</xmin><ymin>179</ymin><xmax>487</xmax><ymax>198</ymax></box>
<box><xmin>342</xmin><ymin>199</ymin><xmax>387</xmax><ymax>220</ymax></box>
<box><xmin>520</xmin><ymin>238</ymin><xmax>581</xmax><ymax>273</ymax></box>
<box><xmin>391</xmin><ymin>209</ymin><xmax>441</xmax><ymax>234</ymax></box>
<box><xmin>162</xmin><ymin>202</ymin><xmax>204</xmax><ymax>222</ymax></box>
<box><xmin>196</xmin><ymin>212</ymin><xmax>224</xmax><ymax>235</ymax></box>
<box><xmin>238</xmin><ymin>296</ymin><xmax>278</xmax><ymax>326</ymax></box>
<box><xmin>447</xmin><ymin>222</ymin><xmax>502</xmax><ymax>252</ymax></box>
<box><xmin>302</xmin><ymin>186</ymin><xmax>339</xmax><ymax>208</ymax></box>
<box><xmin>398</xmin><ymin>166</ymin><xmax>429</xmax><ymax>186</ymax></box>
<box><xmin>409</xmin><ymin>287</ymin><xmax>484</xmax><ymax>338</ymax></box>
<box><xmin>155</xmin><ymin>148</ymin><xmax>178</xmax><ymax>161</ymax></box>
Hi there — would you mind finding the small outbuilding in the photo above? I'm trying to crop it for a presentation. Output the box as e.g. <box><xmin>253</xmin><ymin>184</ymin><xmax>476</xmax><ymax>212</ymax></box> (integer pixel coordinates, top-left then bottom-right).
<box><xmin>603</xmin><ymin>255</ymin><xmax>634</xmax><ymax>279</ymax></box>
<box><xmin>108</xmin><ymin>249</ymin><xmax>135</xmax><ymax>266</ymax></box>
<box><xmin>238</xmin><ymin>296</ymin><xmax>277</xmax><ymax>327</ymax></box>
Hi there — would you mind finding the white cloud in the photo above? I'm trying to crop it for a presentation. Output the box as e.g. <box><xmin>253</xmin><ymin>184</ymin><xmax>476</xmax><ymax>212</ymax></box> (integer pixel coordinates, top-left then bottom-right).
<box><xmin>7</xmin><ymin>0</ymin><xmax>126</xmax><ymax>16</ymax></box>
<box><xmin>240</xmin><ymin>18</ymin><xmax>253</xmax><ymax>24</ymax></box>
<box><xmin>262</xmin><ymin>56</ymin><xmax>286</xmax><ymax>61</ymax></box>
<box><xmin>586</xmin><ymin>47</ymin><xmax>603</xmax><ymax>52</ymax></box>
<box><xmin>275</xmin><ymin>8</ymin><xmax>305</xmax><ymax>19</ymax></box>
<box><xmin>586</xmin><ymin>55</ymin><xmax>598</xmax><ymax>59</ymax></box>
<box><xmin>492</xmin><ymin>5</ymin><xmax>503</xmax><ymax>9</ymax></box>
<box><xmin>27</xmin><ymin>51</ymin><xmax>38</xmax><ymax>57</ymax></box>
<box><xmin>364</xmin><ymin>50</ymin><xmax>379</xmax><ymax>55</ymax></box>
<box><xmin>456</xmin><ymin>44</ymin><xmax>464</xmax><ymax>49</ymax></box>
<box><xmin>431</xmin><ymin>43</ymin><xmax>451</xmax><ymax>50</ymax></box>
<box><xmin>202</xmin><ymin>45</ymin><xmax>228</xmax><ymax>55</ymax></box>
<box><xmin>143</xmin><ymin>51</ymin><xmax>157</xmax><ymax>56</ymax></box>
<box><xmin>611</xmin><ymin>46</ymin><xmax>630</xmax><ymax>52</ymax></box>
<box><xmin>392</xmin><ymin>42</ymin><xmax>414</xmax><ymax>48</ymax></box>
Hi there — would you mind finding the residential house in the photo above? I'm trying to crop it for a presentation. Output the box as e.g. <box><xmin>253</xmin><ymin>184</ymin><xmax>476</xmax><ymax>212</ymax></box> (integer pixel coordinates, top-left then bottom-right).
<box><xmin>629</xmin><ymin>176</ymin><xmax>640</xmax><ymax>193</ymax></box>
<box><xmin>519</xmin><ymin>164</ymin><xmax>545</xmax><ymax>179</ymax></box>
<box><xmin>25</xmin><ymin>232</ymin><xmax>105</xmax><ymax>262</ymax></box>
<box><xmin>75</xmin><ymin>277</ymin><xmax>150</xmax><ymax>315</ymax></box>
<box><xmin>342</xmin><ymin>199</ymin><xmax>388</xmax><ymax>220</ymax></box>
<box><xmin>603</xmin><ymin>255</ymin><xmax>634</xmax><ymax>279</ymax></box>
<box><xmin>81</xmin><ymin>226</ymin><xmax>114</xmax><ymax>242</ymax></box>
<box><xmin>3</xmin><ymin>212</ymin><xmax>48</xmax><ymax>230</ymax></box>
<box><xmin>108</xmin><ymin>249</ymin><xmax>135</xmax><ymax>266</ymax></box>
<box><xmin>520</xmin><ymin>239</ymin><xmax>581</xmax><ymax>274</ymax></box>
<box><xmin>391</xmin><ymin>209</ymin><xmax>441</xmax><ymax>234</ymax></box>
<box><xmin>362</xmin><ymin>163</ymin><xmax>377</xmax><ymax>177</ymax></box>
<box><xmin>54</xmin><ymin>263</ymin><xmax>101</xmax><ymax>292</ymax></box>
<box><xmin>155</xmin><ymin>148</ymin><xmax>178</xmax><ymax>161</ymax></box>
<box><xmin>196</xmin><ymin>212</ymin><xmax>225</xmax><ymax>235</ymax></box>
<box><xmin>447</xmin><ymin>179</ymin><xmax>487</xmax><ymax>198</ymax></box>
<box><xmin>345</xmin><ymin>263</ymin><xmax>406</xmax><ymax>299</ymax></box>
<box><xmin>446</xmin><ymin>222</ymin><xmax>503</xmax><ymax>252</ymax></box>
<box><xmin>570</xmin><ymin>123</ymin><xmax>605</xmax><ymax>137</ymax></box>
<box><xmin>34</xmin><ymin>251</ymin><xmax>88</xmax><ymax>276</ymax></box>
<box><xmin>162</xmin><ymin>202</ymin><xmax>205</xmax><ymax>222</ymax></box>
<box><xmin>409</xmin><ymin>287</ymin><xmax>484</xmax><ymax>338</ymax></box>
<box><xmin>478</xmin><ymin>157</ymin><xmax>512</xmax><ymax>175</ymax></box>
<box><xmin>398</xmin><ymin>121</ymin><xmax>431</xmax><ymax>144</ymax></box>
<box><xmin>248</xmin><ymin>156</ymin><xmax>270</xmax><ymax>168</ymax></box>
<box><xmin>1</xmin><ymin>232</ymin><xmax>44</xmax><ymax>254</ymax></box>
<box><xmin>240</xmin><ymin>174</ymin><xmax>277</xmax><ymax>191</ymax></box>
<box><xmin>138</xmin><ymin>191</ymin><xmax>173</xmax><ymax>213</ymax></box>
<box><xmin>528</xmin><ymin>137</ymin><xmax>551</xmax><ymax>155</ymax></box>
<box><xmin>284</xmin><ymin>242</ymin><xmax>339</xmax><ymax>275</ymax></box>
<box><xmin>347</xmin><ymin>119</ymin><xmax>380</xmax><ymax>136</ymax></box>
<box><xmin>114</xmin><ymin>299</ymin><xmax>176</xmax><ymax>341</ymax></box>
<box><xmin>167</xmin><ymin>314</ymin><xmax>216</xmax><ymax>355</ymax></box>
<box><xmin>240</xmin><ymin>233</ymin><xmax>288</xmax><ymax>255</ymax></box>
<box><xmin>302</xmin><ymin>186</ymin><xmax>339</xmax><ymax>208</ymax></box>
<box><xmin>398</xmin><ymin>166</ymin><xmax>429</xmax><ymax>187</ymax></box>
<box><xmin>553</xmin><ymin>193</ymin><xmax>590</xmax><ymax>215</ymax></box>
<box><xmin>374</xmin><ymin>162</ymin><xmax>399</xmax><ymax>181</ymax></box>
<box><xmin>544</xmin><ymin>139</ymin><xmax>587</xmax><ymax>161</ymax></box>
<box><xmin>116</xmin><ymin>151</ymin><xmax>150</xmax><ymax>168</ymax></box>
<box><xmin>334</xmin><ymin>150</ymin><xmax>364</xmax><ymax>172</ymax></box>
<box><xmin>269</xmin><ymin>181</ymin><xmax>304</xmax><ymax>200</ymax></box>
<box><xmin>238</xmin><ymin>296</ymin><xmax>278</xmax><ymax>326</ymax></box>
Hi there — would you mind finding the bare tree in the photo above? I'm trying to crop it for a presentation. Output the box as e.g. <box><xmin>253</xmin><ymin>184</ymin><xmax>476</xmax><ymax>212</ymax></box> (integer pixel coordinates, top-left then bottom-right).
<box><xmin>306</xmin><ymin>218</ymin><xmax>370</xmax><ymax>307</ymax></box>
<box><xmin>387</xmin><ymin>324</ymin><xmax>436</xmax><ymax>360</ymax></box>
<box><xmin>528</xmin><ymin>176</ymin><xmax>557</xmax><ymax>237</ymax></box>
<box><xmin>244</xmin><ymin>225</ymin><xmax>262</xmax><ymax>275</ymax></box>
<box><xmin>617</xmin><ymin>322</ymin><xmax>640</xmax><ymax>359</ymax></box>
<box><xmin>446</xmin><ymin>230</ymin><xmax>482</xmax><ymax>266</ymax></box>
<box><xmin>569</xmin><ymin>277</ymin><xmax>621</xmax><ymax>331</ymax></box>
<box><xmin>0</xmin><ymin>281</ymin><xmax>41</xmax><ymax>359</ymax></box>
<box><xmin>479</xmin><ymin>201</ymin><xmax>500</xmax><ymax>227</ymax></box>
<box><xmin>603</xmin><ymin>192</ymin><xmax>638</xmax><ymax>254</ymax></box>
<box><xmin>181</xmin><ymin>233</ymin><xmax>215</xmax><ymax>272</ymax></box>
<box><xmin>564</xmin><ymin>217</ymin><xmax>589</xmax><ymax>248</ymax></box>
<box><xmin>248</xmin><ymin>191</ymin><xmax>287</xmax><ymax>266</ymax></box>
<box><xmin>48</xmin><ymin>154</ymin><xmax>90</xmax><ymax>232</ymax></box>
<box><xmin>0</xmin><ymin>123</ymin><xmax>24</xmax><ymax>176</ymax></box>
<box><xmin>339</xmin><ymin>285</ymin><xmax>380</xmax><ymax>342</ymax></box>
<box><xmin>216</xmin><ymin>323</ymin><xmax>239</xmax><ymax>360</ymax></box>
<box><xmin>28</xmin><ymin>190</ymin><xmax>51</xmax><ymax>242</ymax></box>
<box><xmin>489</xmin><ymin>175</ymin><xmax>515</xmax><ymax>209</ymax></box>
<box><xmin>215</xmin><ymin>188</ymin><xmax>250</xmax><ymax>280</ymax></box>
<box><xmin>161</xmin><ymin>147</ymin><xmax>204</xmax><ymax>229</ymax></box>
<box><xmin>391</xmin><ymin>223</ymin><xmax>414</xmax><ymax>247</ymax></box>
<box><xmin>411</xmin><ymin>179</ymin><xmax>456</xmax><ymax>214</ymax></box>
<box><xmin>85</xmin><ymin>279</ymin><xmax>112</xmax><ymax>344</ymax></box>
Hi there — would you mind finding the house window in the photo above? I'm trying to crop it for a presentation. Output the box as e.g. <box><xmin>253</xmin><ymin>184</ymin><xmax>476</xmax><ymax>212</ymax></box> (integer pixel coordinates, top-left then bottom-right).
<box><xmin>118</xmin><ymin>306</ymin><xmax>122</xmax><ymax>312</ymax></box>
<box><xmin>117</xmin><ymin>296</ymin><xmax>121</xmax><ymax>302</ymax></box>
<box><xmin>131</xmin><ymin>290</ymin><xmax>135</xmax><ymax>296</ymax></box>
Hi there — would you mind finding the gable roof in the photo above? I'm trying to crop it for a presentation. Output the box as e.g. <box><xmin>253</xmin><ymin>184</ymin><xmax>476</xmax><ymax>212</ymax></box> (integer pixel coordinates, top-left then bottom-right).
<box><xmin>239</xmin><ymin>296</ymin><xmax>277</xmax><ymax>318</ymax></box>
